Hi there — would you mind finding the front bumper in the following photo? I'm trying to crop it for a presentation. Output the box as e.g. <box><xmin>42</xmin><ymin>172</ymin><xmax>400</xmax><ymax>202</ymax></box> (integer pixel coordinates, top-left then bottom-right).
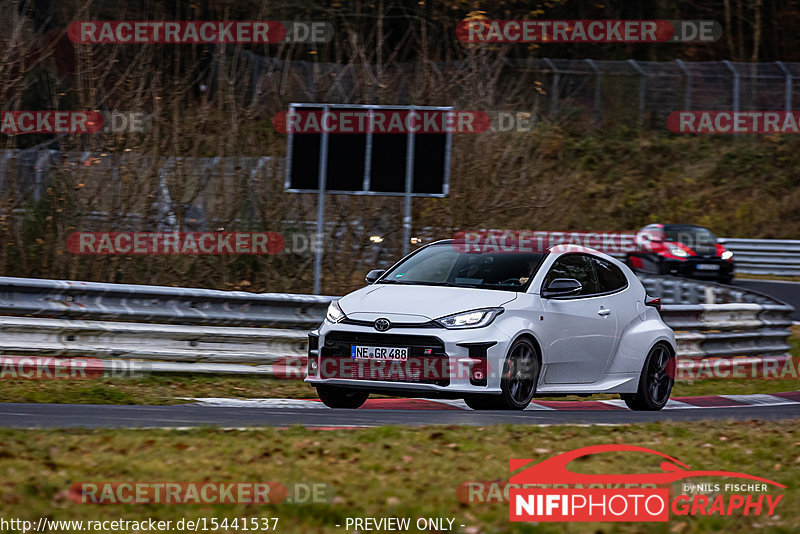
<box><xmin>661</xmin><ymin>257</ymin><xmax>734</xmax><ymax>280</ymax></box>
<box><xmin>305</xmin><ymin>322</ymin><xmax>509</xmax><ymax>394</ymax></box>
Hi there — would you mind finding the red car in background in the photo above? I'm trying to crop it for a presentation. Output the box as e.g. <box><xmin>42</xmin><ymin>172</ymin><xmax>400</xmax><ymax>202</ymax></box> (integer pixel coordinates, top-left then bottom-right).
<box><xmin>626</xmin><ymin>224</ymin><xmax>735</xmax><ymax>284</ymax></box>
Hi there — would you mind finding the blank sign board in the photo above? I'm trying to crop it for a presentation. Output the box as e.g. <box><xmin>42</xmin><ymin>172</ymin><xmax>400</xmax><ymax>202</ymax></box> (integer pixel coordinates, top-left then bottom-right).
<box><xmin>284</xmin><ymin>104</ymin><xmax>451</xmax><ymax>197</ymax></box>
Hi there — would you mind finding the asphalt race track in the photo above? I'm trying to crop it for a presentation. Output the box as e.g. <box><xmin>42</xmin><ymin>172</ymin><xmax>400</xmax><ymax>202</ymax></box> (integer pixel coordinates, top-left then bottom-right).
<box><xmin>733</xmin><ymin>278</ymin><xmax>800</xmax><ymax>321</ymax></box>
<box><xmin>2</xmin><ymin>399</ymin><xmax>800</xmax><ymax>428</ymax></box>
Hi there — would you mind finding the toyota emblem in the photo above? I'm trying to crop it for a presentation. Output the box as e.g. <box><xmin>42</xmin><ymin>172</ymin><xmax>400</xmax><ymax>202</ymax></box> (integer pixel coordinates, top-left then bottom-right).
<box><xmin>374</xmin><ymin>318</ymin><xmax>391</xmax><ymax>331</ymax></box>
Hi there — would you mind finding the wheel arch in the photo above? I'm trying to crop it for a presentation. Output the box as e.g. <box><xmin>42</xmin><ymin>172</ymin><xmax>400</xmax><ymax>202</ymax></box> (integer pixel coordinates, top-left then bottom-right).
<box><xmin>510</xmin><ymin>332</ymin><xmax>543</xmax><ymax>366</ymax></box>
<box><xmin>651</xmin><ymin>338</ymin><xmax>677</xmax><ymax>358</ymax></box>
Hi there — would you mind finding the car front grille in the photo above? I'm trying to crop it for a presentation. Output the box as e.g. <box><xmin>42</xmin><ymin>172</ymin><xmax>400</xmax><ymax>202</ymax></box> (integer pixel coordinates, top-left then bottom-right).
<box><xmin>341</xmin><ymin>317</ymin><xmax>442</xmax><ymax>329</ymax></box>
<box><xmin>320</xmin><ymin>331</ymin><xmax>449</xmax><ymax>386</ymax></box>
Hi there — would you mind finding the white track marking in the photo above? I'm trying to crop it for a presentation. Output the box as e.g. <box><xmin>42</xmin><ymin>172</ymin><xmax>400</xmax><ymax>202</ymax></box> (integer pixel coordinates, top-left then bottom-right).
<box><xmin>598</xmin><ymin>398</ymin><xmax>697</xmax><ymax>410</ymax></box>
<box><xmin>524</xmin><ymin>402</ymin><xmax>558</xmax><ymax>410</ymax></box>
<box><xmin>419</xmin><ymin>398</ymin><xmax>470</xmax><ymax>409</ymax></box>
<box><xmin>186</xmin><ymin>393</ymin><xmax>800</xmax><ymax>411</ymax></box>
<box><xmin>719</xmin><ymin>394</ymin><xmax>796</xmax><ymax>406</ymax></box>
<box><xmin>190</xmin><ymin>398</ymin><xmax>326</xmax><ymax>409</ymax></box>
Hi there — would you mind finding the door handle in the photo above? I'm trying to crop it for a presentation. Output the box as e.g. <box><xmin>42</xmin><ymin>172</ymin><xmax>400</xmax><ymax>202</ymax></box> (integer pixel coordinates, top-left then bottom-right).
<box><xmin>598</xmin><ymin>308</ymin><xmax>611</xmax><ymax>316</ymax></box>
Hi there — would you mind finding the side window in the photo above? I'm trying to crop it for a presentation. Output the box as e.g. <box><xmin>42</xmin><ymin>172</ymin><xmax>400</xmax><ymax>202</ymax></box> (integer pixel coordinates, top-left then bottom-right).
<box><xmin>591</xmin><ymin>257</ymin><xmax>628</xmax><ymax>293</ymax></box>
<box><xmin>543</xmin><ymin>254</ymin><xmax>600</xmax><ymax>296</ymax></box>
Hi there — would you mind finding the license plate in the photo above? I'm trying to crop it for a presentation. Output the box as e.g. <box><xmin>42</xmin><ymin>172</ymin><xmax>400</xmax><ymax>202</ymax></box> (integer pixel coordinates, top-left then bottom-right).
<box><xmin>695</xmin><ymin>264</ymin><xmax>721</xmax><ymax>271</ymax></box>
<box><xmin>351</xmin><ymin>345</ymin><xmax>408</xmax><ymax>361</ymax></box>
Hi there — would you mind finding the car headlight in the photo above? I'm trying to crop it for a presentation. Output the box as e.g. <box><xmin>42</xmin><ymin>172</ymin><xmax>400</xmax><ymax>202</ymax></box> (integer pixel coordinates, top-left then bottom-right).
<box><xmin>669</xmin><ymin>247</ymin><xmax>690</xmax><ymax>258</ymax></box>
<box><xmin>721</xmin><ymin>250</ymin><xmax>734</xmax><ymax>261</ymax></box>
<box><xmin>326</xmin><ymin>301</ymin><xmax>346</xmax><ymax>323</ymax></box>
<box><xmin>435</xmin><ymin>307</ymin><xmax>504</xmax><ymax>329</ymax></box>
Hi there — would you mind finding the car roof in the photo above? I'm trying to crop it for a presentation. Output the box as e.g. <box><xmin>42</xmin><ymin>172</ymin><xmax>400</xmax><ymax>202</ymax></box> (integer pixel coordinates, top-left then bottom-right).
<box><xmin>426</xmin><ymin>239</ymin><xmax>610</xmax><ymax>257</ymax></box>
<box><xmin>660</xmin><ymin>224</ymin><xmax>710</xmax><ymax>232</ymax></box>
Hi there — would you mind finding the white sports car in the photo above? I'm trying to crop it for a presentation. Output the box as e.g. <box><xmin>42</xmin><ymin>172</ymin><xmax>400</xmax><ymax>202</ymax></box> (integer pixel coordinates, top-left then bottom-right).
<box><xmin>305</xmin><ymin>241</ymin><xmax>676</xmax><ymax>411</ymax></box>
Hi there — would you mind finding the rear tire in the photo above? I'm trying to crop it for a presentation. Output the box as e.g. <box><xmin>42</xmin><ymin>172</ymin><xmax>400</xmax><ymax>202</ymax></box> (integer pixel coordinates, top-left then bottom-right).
<box><xmin>465</xmin><ymin>338</ymin><xmax>540</xmax><ymax>410</ymax></box>
<box><xmin>622</xmin><ymin>344</ymin><xmax>675</xmax><ymax>411</ymax></box>
<box><xmin>316</xmin><ymin>385</ymin><xmax>369</xmax><ymax>409</ymax></box>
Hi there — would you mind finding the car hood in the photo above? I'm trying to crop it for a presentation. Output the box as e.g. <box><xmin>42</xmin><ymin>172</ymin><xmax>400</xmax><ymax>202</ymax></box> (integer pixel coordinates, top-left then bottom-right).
<box><xmin>338</xmin><ymin>284</ymin><xmax>518</xmax><ymax>322</ymax></box>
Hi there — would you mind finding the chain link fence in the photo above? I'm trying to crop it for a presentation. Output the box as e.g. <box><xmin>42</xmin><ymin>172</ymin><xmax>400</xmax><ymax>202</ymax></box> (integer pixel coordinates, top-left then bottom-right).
<box><xmin>526</xmin><ymin>59</ymin><xmax>800</xmax><ymax>124</ymax></box>
<box><xmin>241</xmin><ymin>53</ymin><xmax>800</xmax><ymax>125</ymax></box>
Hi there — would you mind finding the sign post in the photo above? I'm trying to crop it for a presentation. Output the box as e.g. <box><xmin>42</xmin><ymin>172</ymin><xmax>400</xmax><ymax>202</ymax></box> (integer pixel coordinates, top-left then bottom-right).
<box><xmin>284</xmin><ymin>103</ymin><xmax>452</xmax><ymax>294</ymax></box>
<box><xmin>312</xmin><ymin>105</ymin><xmax>330</xmax><ymax>295</ymax></box>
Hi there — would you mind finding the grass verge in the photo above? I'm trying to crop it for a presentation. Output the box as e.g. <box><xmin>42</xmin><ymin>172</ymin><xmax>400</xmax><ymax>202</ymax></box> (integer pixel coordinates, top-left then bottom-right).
<box><xmin>0</xmin><ymin>374</ymin><xmax>318</xmax><ymax>405</ymax></box>
<box><xmin>2</xmin><ymin>421</ymin><xmax>796</xmax><ymax>533</ymax></box>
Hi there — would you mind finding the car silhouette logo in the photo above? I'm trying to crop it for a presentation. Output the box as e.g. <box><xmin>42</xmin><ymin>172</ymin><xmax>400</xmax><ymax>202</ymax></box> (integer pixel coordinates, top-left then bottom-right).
<box><xmin>509</xmin><ymin>444</ymin><xmax>785</xmax><ymax>487</ymax></box>
<box><xmin>374</xmin><ymin>318</ymin><xmax>391</xmax><ymax>331</ymax></box>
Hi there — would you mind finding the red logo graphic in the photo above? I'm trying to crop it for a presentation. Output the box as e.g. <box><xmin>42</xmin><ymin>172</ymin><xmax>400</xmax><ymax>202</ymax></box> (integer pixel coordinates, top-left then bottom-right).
<box><xmin>509</xmin><ymin>444</ymin><xmax>784</xmax><ymax>522</ymax></box>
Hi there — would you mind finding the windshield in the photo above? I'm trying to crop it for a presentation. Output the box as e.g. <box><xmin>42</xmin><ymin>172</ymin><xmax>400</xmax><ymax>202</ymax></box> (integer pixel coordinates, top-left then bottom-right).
<box><xmin>664</xmin><ymin>227</ymin><xmax>718</xmax><ymax>248</ymax></box>
<box><xmin>378</xmin><ymin>243</ymin><xmax>546</xmax><ymax>292</ymax></box>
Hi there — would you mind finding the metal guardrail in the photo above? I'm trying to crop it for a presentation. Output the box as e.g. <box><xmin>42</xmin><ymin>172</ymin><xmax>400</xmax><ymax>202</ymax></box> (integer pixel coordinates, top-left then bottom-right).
<box><xmin>0</xmin><ymin>276</ymin><xmax>333</xmax><ymax>328</ymax></box>
<box><xmin>718</xmin><ymin>238</ymin><xmax>800</xmax><ymax>276</ymax></box>
<box><xmin>638</xmin><ymin>275</ymin><xmax>782</xmax><ymax>305</ymax></box>
<box><xmin>640</xmin><ymin>275</ymin><xmax>794</xmax><ymax>364</ymax></box>
<box><xmin>0</xmin><ymin>275</ymin><xmax>793</xmax><ymax>377</ymax></box>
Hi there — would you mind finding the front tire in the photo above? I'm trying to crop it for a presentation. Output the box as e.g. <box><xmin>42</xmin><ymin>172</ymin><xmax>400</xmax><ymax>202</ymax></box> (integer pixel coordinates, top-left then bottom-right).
<box><xmin>465</xmin><ymin>338</ymin><xmax>540</xmax><ymax>410</ymax></box>
<box><xmin>622</xmin><ymin>343</ymin><xmax>675</xmax><ymax>411</ymax></box>
<box><xmin>316</xmin><ymin>385</ymin><xmax>369</xmax><ymax>409</ymax></box>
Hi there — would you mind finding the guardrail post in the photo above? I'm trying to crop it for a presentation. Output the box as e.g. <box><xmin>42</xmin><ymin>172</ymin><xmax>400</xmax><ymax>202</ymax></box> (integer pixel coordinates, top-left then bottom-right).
<box><xmin>722</xmin><ymin>60</ymin><xmax>740</xmax><ymax>136</ymax></box>
<box><xmin>776</xmin><ymin>61</ymin><xmax>792</xmax><ymax>112</ymax></box>
<box><xmin>313</xmin><ymin>105</ymin><xmax>330</xmax><ymax>295</ymax></box>
<box><xmin>585</xmin><ymin>59</ymin><xmax>602</xmax><ymax>123</ymax></box>
<box><xmin>401</xmin><ymin>106</ymin><xmax>416</xmax><ymax>257</ymax></box>
<box><xmin>543</xmin><ymin>58</ymin><xmax>559</xmax><ymax>118</ymax></box>
<box><xmin>627</xmin><ymin>59</ymin><xmax>647</xmax><ymax>125</ymax></box>
<box><xmin>675</xmin><ymin>59</ymin><xmax>692</xmax><ymax>110</ymax></box>
<box><xmin>705</xmin><ymin>286</ymin><xmax>715</xmax><ymax>305</ymax></box>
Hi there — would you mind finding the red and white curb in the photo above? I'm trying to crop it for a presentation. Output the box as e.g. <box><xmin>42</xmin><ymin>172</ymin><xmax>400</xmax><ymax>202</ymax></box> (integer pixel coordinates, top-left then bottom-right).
<box><xmin>191</xmin><ymin>391</ymin><xmax>800</xmax><ymax>411</ymax></box>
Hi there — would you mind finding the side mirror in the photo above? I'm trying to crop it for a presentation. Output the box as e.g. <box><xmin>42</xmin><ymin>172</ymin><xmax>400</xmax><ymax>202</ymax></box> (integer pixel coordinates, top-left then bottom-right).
<box><xmin>365</xmin><ymin>269</ymin><xmax>386</xmax><ymax>284</ymax></box>
<box><xmin>542</xmin><ymin>278</ymin><xmax>582</xmax><ymax>298</ymax></box>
